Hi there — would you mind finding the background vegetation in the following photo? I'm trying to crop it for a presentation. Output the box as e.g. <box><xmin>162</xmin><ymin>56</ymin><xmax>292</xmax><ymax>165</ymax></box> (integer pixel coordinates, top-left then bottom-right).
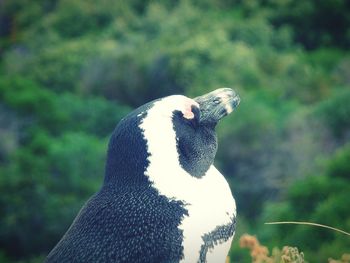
<box><xmin>0</xmin><ymin>0</ymin><xmax>349</xmax><ymax>262</ymax></box>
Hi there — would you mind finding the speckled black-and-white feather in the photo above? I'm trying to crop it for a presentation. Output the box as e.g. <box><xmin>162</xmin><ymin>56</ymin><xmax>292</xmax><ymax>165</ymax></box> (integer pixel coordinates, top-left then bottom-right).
<box><xmin>46</xmin><ymin>88</ymin><xmax>240</xmax><ymax>263</ymax></box>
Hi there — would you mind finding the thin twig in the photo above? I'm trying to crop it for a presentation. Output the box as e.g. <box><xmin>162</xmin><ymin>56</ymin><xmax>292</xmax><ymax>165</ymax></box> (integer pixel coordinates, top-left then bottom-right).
<box><xmin>265</xmin><ymin>221</ymin><xmax>350</xmax><ymax>236</ymax></box>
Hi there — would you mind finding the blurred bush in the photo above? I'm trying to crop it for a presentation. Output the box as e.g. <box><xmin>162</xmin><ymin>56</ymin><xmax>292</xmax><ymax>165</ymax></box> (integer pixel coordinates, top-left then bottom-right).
<box><xmin>260</xmin><ymin>144</ymin><xmax>350</xmax><ymax>261</ymax></box>
<box><xmin>266</xmin><ymin>0</ymin><xmax>350</xmax><ymax>49</ymax></box>
<box><xmin>0</xmin><ymin>76</ymin><xmax>128</xmax><ymax>260</ymax></box>
<box><xmin>0</xmin><ymin>131</ymin><xmax>105</xmax><ymax>258</ymax></box>
<box><xmin>316</xmin><ymin>89</ymin><xmax>350</xmax><ymax>141</ymax></box>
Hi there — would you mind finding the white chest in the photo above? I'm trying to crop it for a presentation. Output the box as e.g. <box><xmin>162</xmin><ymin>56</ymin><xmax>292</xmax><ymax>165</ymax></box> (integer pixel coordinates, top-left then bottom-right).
<box><xmin>178</xmin><ymin>166</ymin><xmax>236</xmax><ymax>263</ymax></box>
<box><xmin>145</xmin><ymin>161</ymin><xmax>236</xmax><ymax>262</ymax></box>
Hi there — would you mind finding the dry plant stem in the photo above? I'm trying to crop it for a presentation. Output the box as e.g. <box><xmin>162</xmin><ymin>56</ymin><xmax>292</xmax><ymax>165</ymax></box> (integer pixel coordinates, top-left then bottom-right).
<box><xmin>265</xmin><ymin>222</ymin><xmax>350</xmax><ymax>236</ymax></box>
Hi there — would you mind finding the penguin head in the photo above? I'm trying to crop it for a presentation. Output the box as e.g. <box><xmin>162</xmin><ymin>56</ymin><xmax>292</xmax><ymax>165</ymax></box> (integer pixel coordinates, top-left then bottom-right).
<box><xmin>104</xmin><ymin>88</ymin><xmax>240</xmax><ymax>186</ymax></box>
<box><xmin>171</xmin><ymin>88</ymin><xmax>240</xmax><ymax>178</ymax></box>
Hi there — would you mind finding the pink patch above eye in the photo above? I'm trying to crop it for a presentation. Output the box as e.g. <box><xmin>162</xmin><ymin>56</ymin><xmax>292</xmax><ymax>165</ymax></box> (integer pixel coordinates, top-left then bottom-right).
<box><xmin>182</xmin><ymin>99</ymin><xmax>199</xmax><ymax>119</ymax></box>
<box><xmin>183</xmin><ymin>109</ymin><xmax>195</xmax><ymax>119</ymax></box>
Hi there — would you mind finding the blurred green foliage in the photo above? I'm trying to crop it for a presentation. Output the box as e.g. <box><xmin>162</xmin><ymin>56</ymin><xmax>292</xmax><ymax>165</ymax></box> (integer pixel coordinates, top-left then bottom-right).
<box><xmin>316</xmin><ymin>89</ymin><xmax>350</xmax><ymax>140</ymax></box>
<box><xmin>260</xmin><ymin>145</ymin><xmax>350</xmax><ymax>261</ymax></box>
<box><xmin>0</xmin><ymin>0</ymin><xmax>349</xmax><ymax>262</ymax></box>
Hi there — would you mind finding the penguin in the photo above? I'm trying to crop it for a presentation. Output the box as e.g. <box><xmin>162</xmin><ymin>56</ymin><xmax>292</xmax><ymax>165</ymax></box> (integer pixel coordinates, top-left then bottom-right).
<box><xmin>46</xmin><ymin>88</ymin><xmax>240</xmax><ymax>263</ymax></box>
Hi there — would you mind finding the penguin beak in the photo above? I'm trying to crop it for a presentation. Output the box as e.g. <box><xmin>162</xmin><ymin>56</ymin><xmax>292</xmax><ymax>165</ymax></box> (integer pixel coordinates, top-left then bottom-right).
<box><xmin>194</xmin><ymin>88</ymin><xmax>240</xmax><ymax>126</ymax></box>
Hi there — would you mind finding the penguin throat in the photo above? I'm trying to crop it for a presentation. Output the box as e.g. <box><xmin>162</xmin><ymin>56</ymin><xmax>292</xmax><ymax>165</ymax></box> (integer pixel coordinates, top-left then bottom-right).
<box><xmin>174</xmin><ymin>125</ymin><xmax>217</xmax><ymax>179</ymax></box>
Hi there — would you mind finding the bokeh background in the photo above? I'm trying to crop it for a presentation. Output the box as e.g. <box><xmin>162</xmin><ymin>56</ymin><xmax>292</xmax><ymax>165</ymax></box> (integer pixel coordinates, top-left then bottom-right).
<box><xmin>0</xmin><ymin>0</ymin><xmax>349</xmax><ymax>262</ymax></box>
